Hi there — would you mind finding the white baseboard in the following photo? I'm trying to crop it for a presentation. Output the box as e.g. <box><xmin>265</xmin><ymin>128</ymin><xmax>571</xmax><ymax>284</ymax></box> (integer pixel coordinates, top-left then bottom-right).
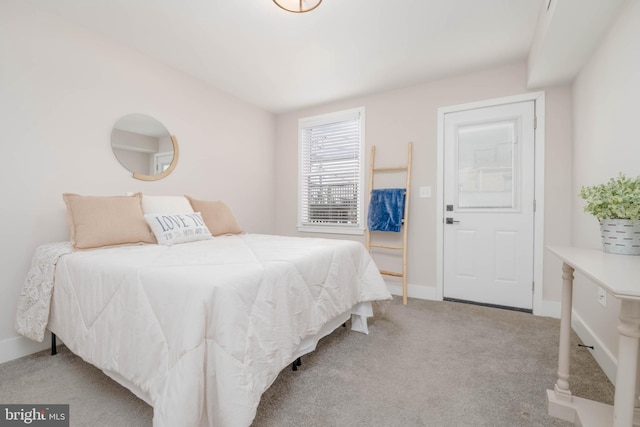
<box><xmin>388</xmin><ymin>283</ymin><xmax>563</xmax><ymax>321</ymax></box>
<box><xmin>534</xmin><ymin>300</ymin><xmax>561</xmax><ymax>319</ymax></box>
<box><xmin>0</xmin><ymin>333</ymin><xmax>51</xmax><ymax>365</ymax></box>
<box><xmin>386</xmin><ymin>282</ymin><xmax>439</xmax><ymax>301</ymax></box>
<box><xmin>571</xmin><ymin>309</ymin><xmax>617</xmax><ymax>385</ymax></box>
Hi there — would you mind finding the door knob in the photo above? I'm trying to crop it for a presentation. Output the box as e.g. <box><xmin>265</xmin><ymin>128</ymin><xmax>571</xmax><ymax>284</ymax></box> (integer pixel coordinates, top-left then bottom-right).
<box><xmin>445</xmin><ymin>218</ymin><xmax>460</xmax><ymax>224</ymax></box>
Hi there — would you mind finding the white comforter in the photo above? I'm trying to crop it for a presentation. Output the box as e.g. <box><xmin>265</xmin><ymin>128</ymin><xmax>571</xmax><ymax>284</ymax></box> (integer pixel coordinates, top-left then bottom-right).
<box><xmin>44</xmin><ymin>234</ymin><xmax>390</xmax><ymax>427</ymax></box>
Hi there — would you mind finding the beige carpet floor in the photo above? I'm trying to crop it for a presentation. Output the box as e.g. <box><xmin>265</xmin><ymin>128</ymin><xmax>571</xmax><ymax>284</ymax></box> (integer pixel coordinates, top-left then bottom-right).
<box><xmin>0</xmin><ymin>297</ymin><xmax>614</xmax><ymax>426</ymax></box>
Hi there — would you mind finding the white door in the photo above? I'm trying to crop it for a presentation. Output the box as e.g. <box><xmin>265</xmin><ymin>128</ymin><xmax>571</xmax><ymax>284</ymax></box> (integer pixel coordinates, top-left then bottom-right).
<box><xmin>443</xmin><ymin>101</ymin><xmax>535</xmax><ymax>310</ymax></box>
<box><xmin>154</xmin><ymin>152</ymin><xmax>173</xmax><ymax>174</ymax></box>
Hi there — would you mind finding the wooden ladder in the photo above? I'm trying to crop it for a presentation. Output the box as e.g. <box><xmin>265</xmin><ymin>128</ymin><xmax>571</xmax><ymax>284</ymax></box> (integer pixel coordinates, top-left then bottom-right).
<box><xmin>365</xmin><ymin>142</ymin><xmax>412</xmax><ymax>305</ymax></box>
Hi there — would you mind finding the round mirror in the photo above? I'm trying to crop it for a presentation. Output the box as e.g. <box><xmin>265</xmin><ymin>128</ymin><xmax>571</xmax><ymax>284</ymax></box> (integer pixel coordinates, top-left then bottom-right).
<box><xmin>111</xmin><ymin>114</ymin><xmax>179</xmax><ymax>181</ymax></box>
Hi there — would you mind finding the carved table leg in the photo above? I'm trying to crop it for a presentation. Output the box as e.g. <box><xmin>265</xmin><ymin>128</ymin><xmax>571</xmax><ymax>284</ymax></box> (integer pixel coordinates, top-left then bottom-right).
<box><xmin>614</xmin><ymin>300</ymin><xmax>640</xmax><ymax>427</ymax></box>
<box><xmin>554</xmin><ymin>263</ymin><xmax>574</xmax><ymax>401</ymax></box>
<box><xmin>635</xmin><ymin>355</ymin><xmax>640</xmax><ymax>420</ymax></box>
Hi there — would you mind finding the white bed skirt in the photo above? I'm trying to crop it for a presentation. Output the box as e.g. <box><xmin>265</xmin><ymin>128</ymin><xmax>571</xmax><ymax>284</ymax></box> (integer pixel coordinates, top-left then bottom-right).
<box><xmin>293</xmin><ymin>300</ymin><xmax>371</xmax><ymax>359</ymax></box>
<box><xmin>67</xmin><ymin>300</ymin><xmax>373</xmax><ymax>408</ymax></box>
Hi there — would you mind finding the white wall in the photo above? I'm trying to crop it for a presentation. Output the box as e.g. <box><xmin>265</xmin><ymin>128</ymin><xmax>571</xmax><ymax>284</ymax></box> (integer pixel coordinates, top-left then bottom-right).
<box><xmin>542</xmin><ymin>86</ymin><xmax>574</xmax><ymax>305</ymax></box>
<box><xmin>275</xmin><ymin>62</ymin><xmax>573</xmax><ymax>310</ymax></box>
<box><xmin>0</xmin><ymin>1</ymin><xmax>276</xmax><ymax>363</ymax></box>
<box><xmin>570</xmin><ymin>0</ymin><xmax>640</xmax><ymax>383</ymax></box>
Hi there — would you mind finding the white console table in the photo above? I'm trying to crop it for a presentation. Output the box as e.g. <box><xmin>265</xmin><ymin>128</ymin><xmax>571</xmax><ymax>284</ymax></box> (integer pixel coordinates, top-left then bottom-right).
<box><xmin>547</xmin><ymin>246</ymin><xmax>640</xmax><ymax>427</ymax></box>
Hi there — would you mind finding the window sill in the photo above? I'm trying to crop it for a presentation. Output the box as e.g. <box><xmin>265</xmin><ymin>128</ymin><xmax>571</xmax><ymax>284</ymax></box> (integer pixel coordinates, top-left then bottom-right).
<box><xmin>297</xmin><ymin>225</ymin><xmax>365</xmax><ymax>236</ymax></box>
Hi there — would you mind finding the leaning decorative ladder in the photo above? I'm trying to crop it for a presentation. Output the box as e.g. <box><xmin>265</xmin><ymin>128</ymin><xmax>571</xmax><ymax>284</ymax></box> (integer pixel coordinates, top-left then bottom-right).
<box><xmin>365</xmin><ymin>142</ymin><xmax>412</xmax><ymax>305</ymax></box>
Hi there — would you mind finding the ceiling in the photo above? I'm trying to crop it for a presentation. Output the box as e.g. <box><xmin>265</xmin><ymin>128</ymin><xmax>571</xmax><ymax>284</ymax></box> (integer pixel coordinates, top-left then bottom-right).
<box><xmin>23</xmin><ymin>0</ymin><xmax>583</xmax><ymax>113</ymax></box>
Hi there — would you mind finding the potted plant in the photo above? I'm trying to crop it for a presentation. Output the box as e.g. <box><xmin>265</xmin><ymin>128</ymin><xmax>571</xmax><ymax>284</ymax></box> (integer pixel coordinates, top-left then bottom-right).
<box><xmin>579</xmin><ymin>173</ymin><xmax>640</xmax><ymax>255</ymax></box>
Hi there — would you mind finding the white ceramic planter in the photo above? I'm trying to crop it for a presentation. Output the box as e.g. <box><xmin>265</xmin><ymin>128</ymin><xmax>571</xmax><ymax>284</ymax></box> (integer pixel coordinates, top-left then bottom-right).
<box><xmin>599</xmin><ymin>219</ymin><xmax>640</xmax><ymax>255</ymax></box>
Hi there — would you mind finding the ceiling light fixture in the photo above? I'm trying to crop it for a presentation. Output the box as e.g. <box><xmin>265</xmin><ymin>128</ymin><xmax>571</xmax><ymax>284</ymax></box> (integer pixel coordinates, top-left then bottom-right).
<box><xmin>273</xmin><ymin>0</ymin><xmax>322</xmax><ymax>13</ymax></box>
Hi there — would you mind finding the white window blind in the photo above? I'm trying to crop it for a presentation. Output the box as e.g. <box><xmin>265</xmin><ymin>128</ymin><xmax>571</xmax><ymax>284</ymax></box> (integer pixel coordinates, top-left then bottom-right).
<box><xmin>298</xmin><ymin>108</ymin><xmax>364</xmax><ymax>234</ymax></box>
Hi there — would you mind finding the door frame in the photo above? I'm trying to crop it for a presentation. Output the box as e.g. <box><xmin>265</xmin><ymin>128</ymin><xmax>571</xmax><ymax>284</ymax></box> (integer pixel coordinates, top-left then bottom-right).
<box><xmin>436</xmin><ymin>92</ymin><xmax>546</xmax><ymax>315</ymax></box>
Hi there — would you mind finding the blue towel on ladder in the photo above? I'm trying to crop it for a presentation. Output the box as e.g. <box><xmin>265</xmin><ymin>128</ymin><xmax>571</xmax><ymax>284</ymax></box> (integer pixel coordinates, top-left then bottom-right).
<box><xmin>367</xmin><ymin>188</ymin><xmax>406</xmax><ymax>232</ymax></box>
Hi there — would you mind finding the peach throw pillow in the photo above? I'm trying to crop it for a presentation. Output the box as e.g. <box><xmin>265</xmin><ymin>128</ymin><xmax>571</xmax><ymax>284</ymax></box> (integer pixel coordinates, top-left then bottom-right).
<box><xmin>185</xmin><ymin>196</ymin><xmax>244</xmax><ymax>236</ymax></box>
<box><xmin>63</xmin><ymin>193</ymin><xmax>156</xmax><ymax>249</ymax></box>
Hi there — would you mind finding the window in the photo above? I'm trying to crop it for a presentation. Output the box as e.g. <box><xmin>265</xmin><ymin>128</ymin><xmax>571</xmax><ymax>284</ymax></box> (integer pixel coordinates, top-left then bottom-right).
<box><xmin>298</xmin><ymin>107</ymin><xmax>365</xmax><ymax>234</ymax></box>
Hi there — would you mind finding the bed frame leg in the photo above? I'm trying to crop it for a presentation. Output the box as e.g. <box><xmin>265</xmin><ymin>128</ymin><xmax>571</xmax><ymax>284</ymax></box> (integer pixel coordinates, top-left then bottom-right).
<box><xmin>51</xmin><ymin>333</ymin><xmax>57</xmax><ymax>356</ymax></box>
<box><xmin>292</xmin><ymin>357</ymin><xmax>302</xmax><ymax>371</ymax></box>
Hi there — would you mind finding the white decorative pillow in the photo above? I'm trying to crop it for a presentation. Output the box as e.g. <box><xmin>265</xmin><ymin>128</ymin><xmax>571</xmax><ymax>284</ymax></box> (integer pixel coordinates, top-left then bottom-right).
<box><xmin>144</xmin><ymin>212</ymin><xmax>212</xmax><ymax>245</ymax></box>
<box><xmin>141</xmin><ymin>195</ymin><xmax>195</xmax><ymax>214</ymax></box>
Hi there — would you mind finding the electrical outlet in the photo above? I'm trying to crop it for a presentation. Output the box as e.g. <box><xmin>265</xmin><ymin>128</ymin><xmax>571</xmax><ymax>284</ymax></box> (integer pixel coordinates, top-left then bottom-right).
<box><xmin>419</xmin><ymin>186</ymin><xmax>431</xmax><ymax>198</ymax></box>
<box><xmin>597</xmin><ymin>287</ymin><xmax>607</xmax><ymax>307</ymax></box>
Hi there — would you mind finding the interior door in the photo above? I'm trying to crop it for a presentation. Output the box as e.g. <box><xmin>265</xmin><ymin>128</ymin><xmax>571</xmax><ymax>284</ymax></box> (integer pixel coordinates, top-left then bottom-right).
<box><xmin>154</xmin><ymin>152</ymin><xmax>173</xmax><ymax>174</ymax></box>
<box><xmin>443</xmin><ymin>101</ymin><xmax>535</xmax><ymax>310</ymax></box>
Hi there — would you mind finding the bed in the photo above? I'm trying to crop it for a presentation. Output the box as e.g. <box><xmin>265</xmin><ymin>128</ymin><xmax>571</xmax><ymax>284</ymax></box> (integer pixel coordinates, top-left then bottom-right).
<box><xmin>16</xmin><ymin>231</ymin><xmax>391</xmax><ymax>426</ymax></box>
